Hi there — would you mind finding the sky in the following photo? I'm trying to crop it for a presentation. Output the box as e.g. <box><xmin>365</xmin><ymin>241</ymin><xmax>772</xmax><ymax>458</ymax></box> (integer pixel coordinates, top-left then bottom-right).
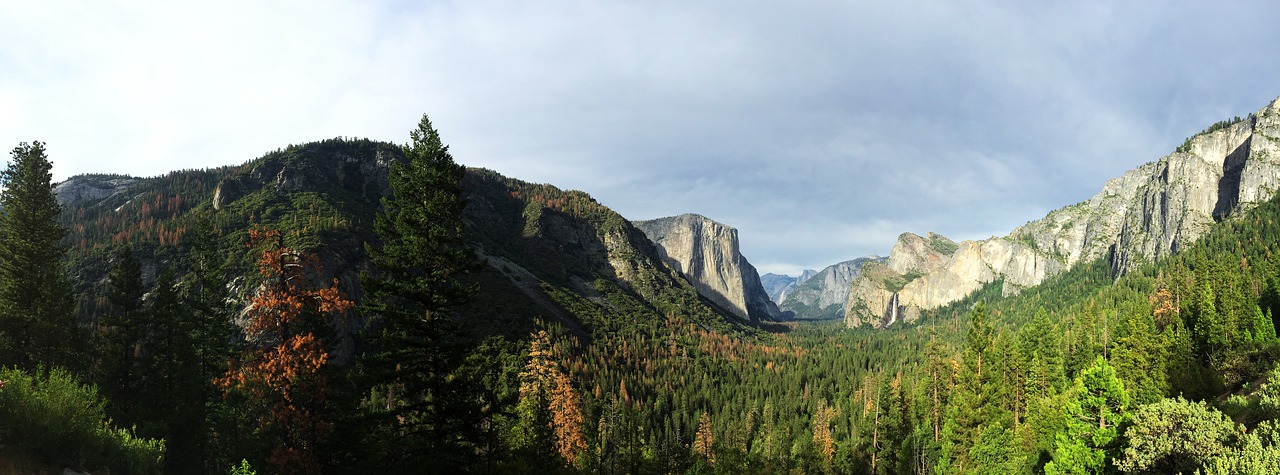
<box><xmin>3</xmin><ymin>1</ymin><xmax>1280</xmax><ymax>276</ymax></box>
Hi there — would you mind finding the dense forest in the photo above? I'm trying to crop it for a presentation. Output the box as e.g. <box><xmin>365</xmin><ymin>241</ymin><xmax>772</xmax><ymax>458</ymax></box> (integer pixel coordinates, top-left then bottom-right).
<box><xmin>3</xmin><ymin>113</ymin><xmax>1280</xmax><ymax>475</ymax></box>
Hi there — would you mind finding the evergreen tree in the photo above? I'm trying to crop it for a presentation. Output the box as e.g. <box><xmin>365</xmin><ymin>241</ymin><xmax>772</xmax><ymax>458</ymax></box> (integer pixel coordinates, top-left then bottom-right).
<box><xmin>1191</xmin><ymin>279</ymin><xmax>1225</xmax><ymax>364</ymax></box>
<box><xmin>107</xmin><ymin>246</ymin><xmax>145</xmax><ymax>317</ymax></box>
<box><xmin>1045</xmin><ymin>356</ymin><xmax>1130</xmax><ymax>475</ymax></box>
<box><xmin>938</xmin><ymin>304</ymin><xmax>1002</xmax><ymax>474</ymax></box>
<box><xmin>179</xmin><ymin>218</ymin><xmax>239</xmax><ymax>473</ymax></box>
<box><xmin>95</xmin><ymin>246</ymin><xmax>146</xmax><ymax>424</ymax></box>
<box><xmin>359</xmin><ymin>114</ymin><xmax>481</xmax><ymax>469</ymax></box>
<box><xmin>1111</xmin><ymin>311</ymin><xmax>1169</xmax><ymax>406</ymax></box>
<box><xmin>142</xmin><ymin>266</ymin><xmax>205</xmax><ymax>471</ymax></box>
<box><xmin>0</xmin><ymin>141</ymin><xmax>78</xmax><ymax>372</ymax></box>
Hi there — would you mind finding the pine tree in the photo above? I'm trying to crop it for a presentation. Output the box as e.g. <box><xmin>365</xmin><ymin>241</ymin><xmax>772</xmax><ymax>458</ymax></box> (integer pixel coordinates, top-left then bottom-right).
<box><xmin>938</xmin><ymin>303</ymin><xmax>1000</xmax><ymax>474</ymax></box>
<box><xmin>95</xmin><ymin>246</ymin><xmax>146</xmax><ymax>423</ymax></box>
<box><xmin>511</xmin><ymin>330</ymin><xmax>559</xmax><ymax>469</ymax></box>
<box><xmin>0</xmin><ymin>141</ymin><xmax>78</xmax><ymax>372</ymax></box>
<box><xmin>694</xmin><ymin>411</ymin><xmax>716</xmax><ymax>467</ymax></box>
<box><xmin>1111</xmin><ymin>311</ymin><xmax>1169</xmax><ymax>406</ymax></box>
<box><xmin>360</xmin><ymin>114</ymin><xmax>481</xmax><ymax>468</ymax></box>
<box><xmin>1045</xmin><ymin>356</ymin><xmax>1130</xmax><ymax>475</ymax></box>
<box><xmin>142</xmin><ymin>266</ymin><xmax>205</xmax><ymax>469</ymax></box>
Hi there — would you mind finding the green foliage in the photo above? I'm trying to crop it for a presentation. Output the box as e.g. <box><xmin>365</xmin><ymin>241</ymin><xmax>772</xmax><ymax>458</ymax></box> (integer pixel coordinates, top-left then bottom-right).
<box><xmin>0</xmin><ymin>141</ymin><xmax>79</xmax><ymax>372</ymax></box>
<box><xmin>1116</xmin><ymin>397</ymin><xmax>1236</xmax><ymax>474</ymax></box>
<box><xmin>884</xmin><ymin>270</ymin><xmax>924</xmax><ymax>293</ymax></box>
<box><xmin>228</xmin><ymin>459</ymin><xmax>257</xmax><ymax>475</ymax></box>
<box><xmin>1200</xmin><ymin>421</ymin><xmax>1280</xmax><ymax>475</ymax></box>
<box><xmin>1045</xmin><ymin>356</ymin><xmax>1130</xmax><ymax>475</ymax></box>
<box><xmin>1111</xmin><ymin>311</ymin><xmax>1169</xmax><ymax>405</ymax></box>
<box><xmin>359</xmin><ymin>114</ymin><xmax>490</xmax><ymax>470</ymax></box>
<box><xmin>0</xmin><ymin>366</ymin><xmax>165</xmax><ymax>473</ymax></box>
<box><xmin>929</xmin><ymin>234</ymin><xmax>960</xmax><ymax>256</ymax></box>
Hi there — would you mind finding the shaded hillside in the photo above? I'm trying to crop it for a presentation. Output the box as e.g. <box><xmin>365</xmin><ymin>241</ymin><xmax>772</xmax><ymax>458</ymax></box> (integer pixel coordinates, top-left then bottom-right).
<box><xmin>58</xmin><ymin>139</ymin><xmax>753</xmax><ymax>348</ymax></box>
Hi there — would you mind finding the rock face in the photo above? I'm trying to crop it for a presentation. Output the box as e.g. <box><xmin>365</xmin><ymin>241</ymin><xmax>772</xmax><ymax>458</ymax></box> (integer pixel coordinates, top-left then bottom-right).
<box><xmin>845</xmin><ymin>233</ymin><xmax>959</xmax><ymax>327</ymax></box>
<box><xmin>779</xmin><ymin>256</ymin><xmax>883</xmax><ymax>319</ymax></box>
<box><xmin>54</xmin><ymin>175</ymin><xmax>137</xmax><ymax>207</ymax></box>
<box><xmin>634</xmin><ymin>214</ymin><xmax>782</xmax><ymax>321</ymax></box>
<box><xmin>213</xmin><ymin>142</ymin><xmax>401</xmax><ymax>210</ymax></box>
<box><xmin>845</xmin><ymin>96</ymin><xmax>1280</xmax><ymax>328</ymax></box>
<box><xmin>761</xmin><ymin>273</ymin><xmax>801</xmax><ymax>304</ymax></box>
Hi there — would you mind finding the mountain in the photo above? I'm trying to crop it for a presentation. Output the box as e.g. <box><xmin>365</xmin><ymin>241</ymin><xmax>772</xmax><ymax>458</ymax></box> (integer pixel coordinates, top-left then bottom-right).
<box><xmin>779</xmin><ymin>256</ymin><xmax>883</xmax><ymax>320</ymax></box>
<box><xmin>633</xmin><ymin>214</ymin><xmax>783</xmax><ymax>321</ymax></box>
<box><xmin>57</xmin><ymin>139</ymin><xmax>753</xmax><ymax>350</ymax></box>
<box><xmin>845</xmin><ymin>96</ymin><xmax>1280</xmax><ymax>328</ymax></box>
<box><xmin>760</xmin><ymin>272</ymin><xmax>801</xmax><ymax>303</ymax></box>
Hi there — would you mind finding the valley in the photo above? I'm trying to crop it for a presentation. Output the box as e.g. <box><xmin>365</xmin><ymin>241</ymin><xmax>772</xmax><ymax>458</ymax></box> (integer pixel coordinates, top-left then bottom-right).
<box><xmin>3</xmin><ymin>97</ymin><xmax>1280</xmax><ymax>474</ymax></box>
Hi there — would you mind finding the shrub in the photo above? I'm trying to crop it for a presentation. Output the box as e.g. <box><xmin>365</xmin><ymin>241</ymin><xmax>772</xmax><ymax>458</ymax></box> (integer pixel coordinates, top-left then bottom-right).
<box><xmin>0</xmin><ymin>366</ymin><xmax>165</xmax><ymax>473</ymax></box>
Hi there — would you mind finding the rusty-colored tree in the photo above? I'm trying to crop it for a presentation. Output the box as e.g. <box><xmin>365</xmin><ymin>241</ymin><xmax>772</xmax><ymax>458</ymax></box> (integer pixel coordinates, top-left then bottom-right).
<box><xmin>694</xmin><ymin>411</ymin><xmax>715</xmax><ymax>466</ymax></box>
<box><xmin>217</xmin><ymin>228</ymin><xmax>352</xmax><ymax>474</ymax></box>
<box><xmin>516</xmin><ymin>329</ymin><xmax>588</xmax><ymax>467</ymax></box>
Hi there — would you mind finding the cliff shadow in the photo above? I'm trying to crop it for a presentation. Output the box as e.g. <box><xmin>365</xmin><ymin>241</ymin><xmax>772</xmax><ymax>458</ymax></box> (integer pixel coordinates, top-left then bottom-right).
<box><xmin>1213</xmin><ymin>135</ymin><xmax>1251</xmax><ymax>221</ymax></box>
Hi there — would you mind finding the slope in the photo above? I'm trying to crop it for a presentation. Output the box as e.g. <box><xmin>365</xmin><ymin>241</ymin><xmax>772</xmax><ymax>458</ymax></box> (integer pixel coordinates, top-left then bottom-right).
<box><xmin>846</xmin><ymin>96</ymin><xmax>1280</xmax><ymax>328</ymax></box>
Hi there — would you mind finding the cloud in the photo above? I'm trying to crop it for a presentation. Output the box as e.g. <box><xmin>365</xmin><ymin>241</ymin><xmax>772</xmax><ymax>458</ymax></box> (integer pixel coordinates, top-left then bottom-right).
<box><xmin>3</xmin><ymin>1</ymin><xmax>1280</xmax><ymax>275</ymax></box>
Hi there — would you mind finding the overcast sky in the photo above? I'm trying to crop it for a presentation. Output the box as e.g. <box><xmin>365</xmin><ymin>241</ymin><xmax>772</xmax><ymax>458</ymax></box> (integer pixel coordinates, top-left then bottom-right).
<box><xmin>3</xmin><ymin>1</ymin><xmax>1279</xmax><ymax>275</ymax></box>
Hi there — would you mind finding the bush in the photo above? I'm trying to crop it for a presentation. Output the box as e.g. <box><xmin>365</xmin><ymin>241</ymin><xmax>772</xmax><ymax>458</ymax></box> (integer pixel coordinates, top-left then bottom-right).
<box><xmin>0</xmin><ymin>366</ymin><xmax>165</xmax><ymax>473</ymax></box>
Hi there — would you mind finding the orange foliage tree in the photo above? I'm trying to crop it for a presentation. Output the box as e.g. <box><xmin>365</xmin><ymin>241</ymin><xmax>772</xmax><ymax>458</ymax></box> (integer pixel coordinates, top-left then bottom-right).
<box><xmin>694</xmin><ymin>411</ymin><xmax>715</xmax><ymax>466</ymax></box>
<box><xmin>216</xmin><ymin>228</ymin><xmax>352</xmax><ymax>474</ymax></box>
<box><xmin>516</xmin><ymin>329</ymin><xmax>588</xmax><ymax>467</ymax></box>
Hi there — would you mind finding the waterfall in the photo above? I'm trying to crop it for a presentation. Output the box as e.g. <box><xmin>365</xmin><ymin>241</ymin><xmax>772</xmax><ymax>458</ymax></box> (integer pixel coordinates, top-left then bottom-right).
<box><xmin>883</xmin><ymin>292</ymin><xmax>900</xmax><ymax>327</ymax></box>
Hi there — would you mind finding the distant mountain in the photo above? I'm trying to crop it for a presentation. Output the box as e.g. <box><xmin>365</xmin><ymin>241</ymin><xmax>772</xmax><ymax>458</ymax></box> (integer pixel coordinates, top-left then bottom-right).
<box><xmin>634</xmin><ymin>214</ymin><xmax>783</xmax><ymax>321</ymax></box>
<box><xmin>779</xmin><ymin>256</ymin><xmax>883</xmax><ymax>320</ymax></box>
<box><xmin>846</xmin><ymin>96</ymin><xmax>1280</xmax><ymax>328</ymax></box>
<box><xmin>761</xmin><ymin>272</ymin><xmax>800</xmax><ymax>303</ymax></box>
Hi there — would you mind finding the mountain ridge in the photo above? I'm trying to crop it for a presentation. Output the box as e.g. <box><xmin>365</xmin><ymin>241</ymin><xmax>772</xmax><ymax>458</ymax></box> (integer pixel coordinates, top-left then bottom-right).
<box><xmin>844</xmin><ymin>96</ymin><xmax>1280</xmax><ymax>328</ymax></box>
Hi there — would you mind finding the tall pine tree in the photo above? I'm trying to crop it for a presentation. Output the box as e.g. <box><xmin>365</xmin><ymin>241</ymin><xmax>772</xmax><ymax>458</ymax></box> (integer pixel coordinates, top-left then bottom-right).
<box><xmin>0</xmin><ymin>141</ymin><xmax>78</xmax><ymax>372</ymax></box>
<box><xmin>95</xmin><ymin>246</ymin><xmax>147</xmax><ymax>424</ymax></box>
<box><xmin>360</xmin><ymin>114</ymin><xmax>481</xmax><ymax>469</ymax></box>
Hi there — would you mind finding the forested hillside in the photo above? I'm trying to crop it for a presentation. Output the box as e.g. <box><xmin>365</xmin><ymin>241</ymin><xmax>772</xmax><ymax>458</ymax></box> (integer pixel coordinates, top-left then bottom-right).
<box><xmin>3</xmin><ymin>110</ymin><xmax>1280</xmax><ymax>474</ymax></box>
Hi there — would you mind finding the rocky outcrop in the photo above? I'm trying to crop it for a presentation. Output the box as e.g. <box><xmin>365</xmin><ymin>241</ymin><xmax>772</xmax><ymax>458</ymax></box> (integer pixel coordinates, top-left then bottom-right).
<box><xmin>844</xmin><ymin>232</ymin><xmax>957</xmax><ymax>327</ymax></box>
<box><xmin>212</xmin><ymin>141</ymin><xmax>401</xmax><ymax>210</ymax></box>
<box><xmin>634</xmin><ymin>214</ymin><xmax>782</xmax><ymax>321</ymax></box>
<box><xmin>888</xmin><ymin>232</ymin><xmax>955</xmax><ymax>275</ymax></box>
<box><xmin>780</xmin><ymin>256</ymin><xmax>883</xmax><ymax>319</ymax></box>
<box><xmin>846</xmin><ymin>96</ymin><xmax>1280</xmax><ymax>328</ymax></box>
<box><xmin>54</xmin><ymin>175</ymin><xmax>137</xmax><ymax>207</ymax></box>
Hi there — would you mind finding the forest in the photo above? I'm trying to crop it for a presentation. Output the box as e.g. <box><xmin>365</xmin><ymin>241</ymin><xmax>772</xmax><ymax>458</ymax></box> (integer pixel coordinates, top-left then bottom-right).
<box><xmin>3</xmin><ymin>114</ymin><xmax>1280</xmax><ymax>475</ymax></box>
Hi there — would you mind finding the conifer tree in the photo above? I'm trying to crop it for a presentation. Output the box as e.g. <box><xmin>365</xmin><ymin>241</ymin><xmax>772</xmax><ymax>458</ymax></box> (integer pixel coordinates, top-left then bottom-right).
<box><xmin>938</xmin><ymin>304</ymin><xmax>1000</xmax><ymax>474</ymax></box>
<box><xmin>1045</xmin><ymin>356</ymin><xmax>1130</xmax><ymax>475</ymax></box>
<box><xmin>694</xmin><ymin>411</ymin><xmax>716</xmax><ymax>467</ymax></box>
<box><xmin>95</xmin><ymin>246</ymin><xmax>146</xmax><ymax>423</ymax></box>
<box><xmin>1111</xmin><ymin>311</ymin><xmax>1169</xmax><ymax>405</ymax></box>
<box><xmin>0</xmin><ymin>141</ymin><xmax>78</xmax><ymax>371</ymax></box>
<box><xmin>360</xmin><ymin>114</ymin><xmax>481</xmax><ymax>468</ymax></box>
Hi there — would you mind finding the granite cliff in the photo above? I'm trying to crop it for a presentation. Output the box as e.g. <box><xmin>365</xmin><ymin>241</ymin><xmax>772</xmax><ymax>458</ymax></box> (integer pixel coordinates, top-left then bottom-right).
<box><xmin>779</xmin><ymin>256</ymin><xmax>883</xmax><ymax>320</ymax></box>
<box><xmin>634</xmin><ymin>214</ymin><xmax>783</xmax><ymax>321</ymax></box>
<box><xmin>846</xmin><ymin>96</ymin><xmax>1280</xmax><ymax>328</ymax></box>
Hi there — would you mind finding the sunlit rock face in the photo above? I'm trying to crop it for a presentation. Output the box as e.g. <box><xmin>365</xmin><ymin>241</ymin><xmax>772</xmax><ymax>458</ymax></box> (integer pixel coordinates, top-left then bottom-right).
<box><xmin>846</xmin><ymin>96</ymin><xmax>1280</xmax><ymax>328</ymax></box>
<box><xmin>635</xmin><ymin>214</ymin><xmax>782</xmax><ymax>322</ymax></box>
